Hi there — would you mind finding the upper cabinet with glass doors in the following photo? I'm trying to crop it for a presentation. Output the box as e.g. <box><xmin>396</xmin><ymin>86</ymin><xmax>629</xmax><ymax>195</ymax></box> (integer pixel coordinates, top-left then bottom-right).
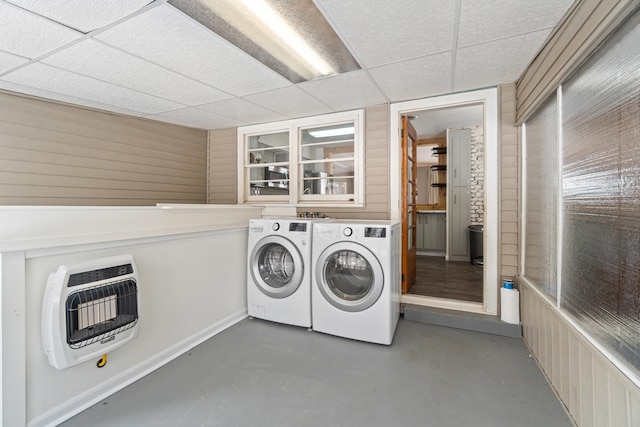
<box><xmin>238</xmin><ymin>110</ymin><xmax>364</xmax><ymax>206</ymax></box>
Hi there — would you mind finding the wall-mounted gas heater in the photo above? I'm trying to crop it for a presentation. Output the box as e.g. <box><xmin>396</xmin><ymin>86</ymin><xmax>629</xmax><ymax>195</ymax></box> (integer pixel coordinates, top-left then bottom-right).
<box><xmin>42</xmin><ymin>255</ymin><xmax>140</xmax><ymax>369</ymax></box>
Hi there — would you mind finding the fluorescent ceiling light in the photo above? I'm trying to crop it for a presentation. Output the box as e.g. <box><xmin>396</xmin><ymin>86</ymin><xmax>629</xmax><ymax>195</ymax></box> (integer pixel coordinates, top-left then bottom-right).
<box><xmin>169</xmin><ymin>0</ymin><xmax>360</xmax><ymax>83</ymax></box>
<box><xmin>308</xmin><ymin>126</ymin><xmax>354</xmax><ymax>138</ymax></box>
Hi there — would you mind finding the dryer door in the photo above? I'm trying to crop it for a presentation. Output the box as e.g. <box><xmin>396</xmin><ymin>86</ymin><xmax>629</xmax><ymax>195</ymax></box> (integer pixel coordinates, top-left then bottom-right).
<box><xmin>250</xmin><ymin>235</ymin><xmax>304</xmax><ymax>298</ymax></box>
<box><xmin>315</xmin><ymin>242</ymin><xmax>384</xmax><ymax>312</ymax></box>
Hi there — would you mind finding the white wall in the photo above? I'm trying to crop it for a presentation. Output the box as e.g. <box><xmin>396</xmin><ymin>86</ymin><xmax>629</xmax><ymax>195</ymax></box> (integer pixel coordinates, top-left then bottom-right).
<box><xmin>416</xmin><ymin>167</ymin><xmax>430</xmax><ymax>205</ymax></box>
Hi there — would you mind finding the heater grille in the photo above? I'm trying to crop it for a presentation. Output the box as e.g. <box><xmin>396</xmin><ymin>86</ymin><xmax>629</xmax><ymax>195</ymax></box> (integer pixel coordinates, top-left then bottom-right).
<box><xmin>65</xmin><ymin>279</ymin><xmax>138</xmax><ymax>349</ymax></box>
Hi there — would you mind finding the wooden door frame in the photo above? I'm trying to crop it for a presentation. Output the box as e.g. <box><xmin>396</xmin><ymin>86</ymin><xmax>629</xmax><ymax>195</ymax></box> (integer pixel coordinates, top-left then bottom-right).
<box><xmin>401</xmin><ymin>115</ymin><xmax>417</xmax><ymax>293</ymax></box>
<box><xmin>389</xmin><ymin>88</ymin><xmax>499</xmax><ymax>315</ymax></box>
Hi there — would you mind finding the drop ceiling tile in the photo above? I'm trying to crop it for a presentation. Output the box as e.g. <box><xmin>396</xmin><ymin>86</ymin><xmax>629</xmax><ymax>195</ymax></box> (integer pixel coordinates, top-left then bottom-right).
<box><xmin>197</xmin><ymin>98</ymin><xmax>287</xmax><ymax>125</ymax></box>
<box><xmin>458</xmin><ymin>0</ymin><xmax>573</xmax><ymax>47</ymax></box>
<box><xmin>243</xmin><ymin>86</ymin><xmax>334</xmax><ymax>119</ymax></box>
<box><xmin>368</xmin><ymin>51</ymin><xmax>453</xmax><ymax>102</ymax></box>
<box><xmin>147</xmin><ymin>107</ymin><xmax>246</xmax><ymax>130</ymax></box>
<box><xmin>299</xmin><ymin>70</ymin><xmax>388</xmax><ymax>110</ymax></box>
<box><xmin>316</xmin><ymin>0</ymin><xmax>456</xmax><ymax>68</ymax></box>
<box><xmin>5</xmin><ymin>0</ymin><xmax>151</xmax><ymax>33</ymax></box>
<box><xmin>42</xmin><ymin>39</ymin><xmax>232</xmax><ymax>106</ymax></box>
<box><xmin>0</xmin><ymin>50</ymin><xmax>29</xmax><ymax>74</ymax></box>
<box><xmin>0</xmin><ymin>79</ymin><xmax>145</xmax><ymax>117</ymax></box>
<box><xmin>96</xmin><ymin>4</ymin><xmax>291</xmax><ymax>97</ymax></box>
<box><xmin>0</xmin><ymin>2</ymin><xmax>82</xmax><ymax>58</ymax></box>
<box><xmin>1</xmin><ymin>63</ymin><xmax>185</xmax><ymax>114</ymax></box>
<box><xmin>454</xmin><ymin>30</ymin><xmax>550</xmax><ymax>92</ymax></box>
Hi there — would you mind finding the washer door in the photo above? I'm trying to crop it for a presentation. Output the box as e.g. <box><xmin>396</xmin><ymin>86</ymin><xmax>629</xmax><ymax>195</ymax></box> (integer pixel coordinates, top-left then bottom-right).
<box><xmin>250</xmin><ymin>235</ymin><xmax>304</xmax><ymax>298</ymax></box>
<box><xmin>315</xmin><ymin>242</ymin><xmax>384</xmax><ymax>312</ymax></box>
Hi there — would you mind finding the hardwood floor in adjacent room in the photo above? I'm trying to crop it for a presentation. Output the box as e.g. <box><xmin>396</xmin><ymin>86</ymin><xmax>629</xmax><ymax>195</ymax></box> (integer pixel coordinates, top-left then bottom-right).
<box><xmin>408</xmin><ymin>255</ymin><xmax>483</xmax><ymax>302</ymax></box>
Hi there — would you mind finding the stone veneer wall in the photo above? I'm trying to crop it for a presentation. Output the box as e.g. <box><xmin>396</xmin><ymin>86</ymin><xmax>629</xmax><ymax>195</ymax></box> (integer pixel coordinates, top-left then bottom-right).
<box><xmin>470</xmin><ymin>125</ymin><xmax>484</xmax><ymax>225</ymax></box>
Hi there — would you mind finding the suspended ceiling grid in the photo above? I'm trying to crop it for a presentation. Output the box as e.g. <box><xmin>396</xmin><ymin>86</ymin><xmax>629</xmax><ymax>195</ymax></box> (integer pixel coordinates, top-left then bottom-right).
<box><xmin>0</xmin><ymin>0</ymin><xmax>574</xmax><ymax>130</ymax></box>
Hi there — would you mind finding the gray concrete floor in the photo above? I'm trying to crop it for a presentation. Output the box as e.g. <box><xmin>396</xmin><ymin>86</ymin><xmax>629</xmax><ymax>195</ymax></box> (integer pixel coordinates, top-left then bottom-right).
<box><xmin>61</xmin><ymin>317</ymin><xmax>573</xmax><ymax>427</ymax></box>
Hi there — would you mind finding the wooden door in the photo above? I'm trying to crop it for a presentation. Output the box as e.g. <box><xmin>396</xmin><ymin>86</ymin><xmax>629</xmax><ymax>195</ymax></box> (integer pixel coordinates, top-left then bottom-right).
<box><xmin>401</xmin><ymin>115</ymin><xmax>418</xmax><ymax>293</ymax></box>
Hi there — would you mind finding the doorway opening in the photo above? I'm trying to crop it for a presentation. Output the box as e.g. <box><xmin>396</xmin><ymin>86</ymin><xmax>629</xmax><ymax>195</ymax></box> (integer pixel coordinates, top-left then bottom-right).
<box><xmin>410</xmin><ymin>105</ymin><xmax>484</xmax><ymax>303</ymax></box>
<box><xmin>390</xmin><ymin>88</ymin><xmax>499</xmax><ymax>315</ymax></box>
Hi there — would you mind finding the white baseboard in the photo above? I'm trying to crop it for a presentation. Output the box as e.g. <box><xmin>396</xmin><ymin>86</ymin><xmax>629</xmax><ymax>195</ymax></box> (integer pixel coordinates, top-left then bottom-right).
<box><xmin>29</xmin><ymin>309</ymin><xmax>248</xmax><ymax>427</ymax></box>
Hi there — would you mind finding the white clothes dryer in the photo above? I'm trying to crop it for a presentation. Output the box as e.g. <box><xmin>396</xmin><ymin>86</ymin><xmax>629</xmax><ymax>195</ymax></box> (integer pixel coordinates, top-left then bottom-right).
<box><xmin>247</xmin><ymin>218</ymin><xmax>322</xmax><ymax>328</ymax></box>
<box><xmin>311</xmin><ymin>220</ymin><xmax>401</xmax><ymax>345</ymax></box>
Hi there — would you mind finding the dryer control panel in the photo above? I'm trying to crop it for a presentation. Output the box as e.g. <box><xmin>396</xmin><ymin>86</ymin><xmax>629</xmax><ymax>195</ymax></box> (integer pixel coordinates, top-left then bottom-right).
<box><xmin>365</xmin><ymin>227</ymin><xmax>387</xmax><ymax>238</ymax></box>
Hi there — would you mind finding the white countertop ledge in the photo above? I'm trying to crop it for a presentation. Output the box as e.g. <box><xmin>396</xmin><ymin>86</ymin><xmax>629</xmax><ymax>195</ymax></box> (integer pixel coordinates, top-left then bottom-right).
<box><xmin>0</xmin><ymin>204</ymin><xmax>263</xmax><ymax>252</ymax></box>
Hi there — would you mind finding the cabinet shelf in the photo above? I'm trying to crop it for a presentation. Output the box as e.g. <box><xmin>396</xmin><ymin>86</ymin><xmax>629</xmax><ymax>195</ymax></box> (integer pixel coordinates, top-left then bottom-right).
<box><xmin>430</xmin><ymin>165</ymin><xmax>447</xmax><ymax>171</ymax></box>
<box><xmin>431</xmin><ymin>183</ymin><xmax>447</xmax><ymax>188</ymax></box>
<box><xmin>431</xmin><ymin>147</ymin><xmax>447</xmax><ymax>155</ymax></box>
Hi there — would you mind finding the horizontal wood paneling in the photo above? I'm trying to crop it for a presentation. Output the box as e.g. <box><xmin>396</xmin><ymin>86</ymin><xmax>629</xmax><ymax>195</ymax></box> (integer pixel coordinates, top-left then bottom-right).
<box><xmin>0</xmin><ymin>159</ymin><xmax>203</xmax><ymax>186</ymax></box>
<box><xmin>0</xmin><ymin>94</ymin><xmax>205</xmax><ymax>156</ymax></box>
<box><xmin>0</xmin><ymin>130</ymin><xmax>204</xmax><ymax>176</ymax></box>
<box><xmin>499</xmin><ymin>84</ymin><xmax>519</xmax><ymax>279</ymax></box>
<box><xmin>0</xmin><ymin>172</ymin><xmax>202</xmax><ymax>194</ymax></box>
<box><xmin>521</xmin><ymin>279</ymin><xmax>640</xmax><ymax>427</ymax></box>
<box><xmin>0</xmin><ymin>92</ymin><xmax>207</xmax><ymax>206</ymax></box>
<box><xmin>516</xmin><ymin>0</ymin><xmax>639</xmax><ymax>122</ymax></box>
<box><xmin>365</xmin><ymin>154</ymin><xmax>389</xmax><ymax>169</ymax></box>
<box><xmin>207</xmin><ymin>128</ymin><xmax>237</xmax><ymax>204</ymax></box>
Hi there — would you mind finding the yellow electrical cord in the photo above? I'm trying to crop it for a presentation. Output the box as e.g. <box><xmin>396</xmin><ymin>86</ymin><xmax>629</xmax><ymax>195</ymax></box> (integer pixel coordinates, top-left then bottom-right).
<box><xmin>97</xmin><ymin>354</ymin><xmax>107</xmax><ymax>368</ymax></box>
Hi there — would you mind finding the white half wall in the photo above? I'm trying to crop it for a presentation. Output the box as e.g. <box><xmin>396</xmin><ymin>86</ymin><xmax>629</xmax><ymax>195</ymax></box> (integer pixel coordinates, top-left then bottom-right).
<box><xmin>0</xmin><ymin>205</ymin><xmax>262</xmax><ymax>426</ymax></box>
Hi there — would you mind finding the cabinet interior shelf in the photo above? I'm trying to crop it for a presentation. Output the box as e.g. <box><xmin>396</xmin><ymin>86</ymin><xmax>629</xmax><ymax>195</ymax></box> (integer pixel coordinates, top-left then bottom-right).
<box><xmin>431</xmin><ymin>147</ymin><xmax>447</xmax><ymax>155</ymax></box>
<box><xmin>430</xmin><ymin>165</ymin><xmax>447</xmax><ymax>171</ymax></box>
<box><xmin>431</xmin><ymin>183</ymin><xmax>447</xmax><ymax>188</ymax></box>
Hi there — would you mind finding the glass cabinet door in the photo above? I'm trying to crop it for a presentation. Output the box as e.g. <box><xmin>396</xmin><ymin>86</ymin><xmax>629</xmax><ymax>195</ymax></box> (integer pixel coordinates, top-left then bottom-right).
<box><xmin>299</xmin><ymin>122</ymin><xmax>355</xmax><ymax>200</ymax></box>
<box><xmin>246</xmin><ymin>131</ymin><xmax>290</xmax><ymax>198</ymax></box>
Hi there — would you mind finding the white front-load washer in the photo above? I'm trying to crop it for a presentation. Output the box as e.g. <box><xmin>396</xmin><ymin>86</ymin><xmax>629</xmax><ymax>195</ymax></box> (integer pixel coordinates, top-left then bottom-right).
<box><xmin>247</xmin><ymin>218</ymin><xmax>320</xmax><ymax>328</ymax></box>
<box><xmin>311</xmin><ymin>220</ymin><xmax>401</xmax><ymax>345</ymax></box>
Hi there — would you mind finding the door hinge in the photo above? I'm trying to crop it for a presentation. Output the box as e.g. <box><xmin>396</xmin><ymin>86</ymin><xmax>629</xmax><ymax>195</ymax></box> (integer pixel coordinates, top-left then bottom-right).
<box><xmin>401</xmin><ymin>129</ymin><xmax>405</xmax><ymax>138</ymax></box>
<box><xmin>402</xmin><ymin>274</ymin><xmax>405</xmax><ymax>282</ymax></box>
